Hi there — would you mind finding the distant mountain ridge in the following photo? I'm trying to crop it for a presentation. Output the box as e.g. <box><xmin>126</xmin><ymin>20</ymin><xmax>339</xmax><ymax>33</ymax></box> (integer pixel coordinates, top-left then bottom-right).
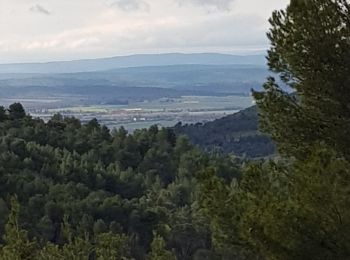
<box><xmin>0</xmin><ymin>64</ymin><xmax>269</xmax><ymax>104</ymax></box>
<box><xmin>0</xmin><ymin>53</ymin><xmax>266</xmax><ymax>74</ymax></box>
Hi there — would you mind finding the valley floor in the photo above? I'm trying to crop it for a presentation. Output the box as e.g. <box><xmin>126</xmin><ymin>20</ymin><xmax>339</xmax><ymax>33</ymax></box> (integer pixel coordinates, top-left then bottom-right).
<box><xmin>11</xmin><ymin>95</ymin><xmax>253</xmax><ymax>130</ymax></box>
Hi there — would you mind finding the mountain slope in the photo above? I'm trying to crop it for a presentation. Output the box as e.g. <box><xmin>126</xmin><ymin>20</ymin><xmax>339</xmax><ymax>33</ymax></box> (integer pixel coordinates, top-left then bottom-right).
<box><xmin>173</xmin><ymin>106</ymin><xmax>275</xmax><ymax>158</ymax></box>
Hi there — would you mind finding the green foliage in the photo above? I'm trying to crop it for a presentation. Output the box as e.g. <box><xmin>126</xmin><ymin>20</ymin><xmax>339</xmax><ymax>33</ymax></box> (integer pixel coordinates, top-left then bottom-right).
<box><xmin>199</xmin><ymin>168</ymin><xmax>259</xmax><ymax>260</ymax></box>
<box><xmin>147</xmin><ymin>234</ymin><xmax>176</xmax><ymax>260</ymax></box>
<box><xmin>0</xmin><ymin>103</ymin><xmax>241</xmax><ymax>258</ymax></box>
<box><xmin>0</xmin><ymin>198</ymin><xmax>133</xmax><ymax>259</ymax></box>
<box><xmin>0</xmin><ymin>197</ymin><xmax>36</xmax><ymax>260</ymax></box>
<box><xmin>201</xmin><ymin>1</ymin><xmax>350</xmax><ymax>260</ymax></box>
<box><xmin>95</xmin><ymin>232</ymin><xmax>131</xmax><ymax>260</ymax></box>
<box><xmin>174</xmin><ymin>106</ymin><xmax>275</xmax><ymax>158</ymax></box>
<box><xmin>237</xmin><ymin>146</ymin><xmax>350</xmax><ymax>259</ymax></box>
<box><xmin>0</xmin><ymin>106</ymin><xmax>7</xmax><ymax>122</ymax></box>
<box><xmin>253</xmin><ymin>0</ymin><xmax>350</xmax><ymax>160</ymax></box>
<box><xmin>201</xmin><ymin>148</ymin><xmax>350</xmax><ymax>259</ymax></box>
<box><xmin>8</xmin><ymin>103</ymin><xmax>26</xmax><ymax>120</ymax></box>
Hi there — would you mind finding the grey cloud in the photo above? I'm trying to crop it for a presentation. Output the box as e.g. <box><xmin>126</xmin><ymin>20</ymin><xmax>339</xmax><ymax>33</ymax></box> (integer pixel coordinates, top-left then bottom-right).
<box><xmin>95</xmin><ymin>13</ymin><xmax>267</xmax><ymax>53</ymax></box>
<box><xmin>110</xmin><ymin>0</ymin><xmax>150</xmax><ymax>12</ymax></box>
<box><xmin>30</xmin><ymin>4</ymin><xmax>51</xmax><ymax>15</ymax></box>
<box><xmin>176</xmin><ymin>0</ymin><xmax>235</xmax><ymax>11</ymax></box>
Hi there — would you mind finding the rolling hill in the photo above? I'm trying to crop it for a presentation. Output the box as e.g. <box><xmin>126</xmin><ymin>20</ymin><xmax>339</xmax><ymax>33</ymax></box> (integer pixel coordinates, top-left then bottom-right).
<box><xmin>173</xmin><ymin>106</ymin><xmax>275</xmax><ymax>158</ymax></box>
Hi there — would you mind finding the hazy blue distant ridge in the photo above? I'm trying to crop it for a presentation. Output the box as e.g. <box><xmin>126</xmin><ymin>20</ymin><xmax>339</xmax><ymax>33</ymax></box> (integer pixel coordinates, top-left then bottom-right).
<box><xmin>0</xmin><ymin>53</ymin><xmax>266</xmax><ymax>74</ymax></box>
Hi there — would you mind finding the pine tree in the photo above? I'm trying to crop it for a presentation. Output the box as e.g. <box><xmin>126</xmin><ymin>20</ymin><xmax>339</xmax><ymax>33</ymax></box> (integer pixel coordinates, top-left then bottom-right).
<box><xmin>0</xmin><ymin>197</ymin><xmax>37</xmax><ymax>260</ymax></box>
<box><xmin>201</xmin><ymin>1</ymin><xmax>350</xmax><ymax>259</ymax></box>
<box><xmin>253</xmin><ymin>0</ymin><xmax>350</xmax><ymax>160</ymax></box>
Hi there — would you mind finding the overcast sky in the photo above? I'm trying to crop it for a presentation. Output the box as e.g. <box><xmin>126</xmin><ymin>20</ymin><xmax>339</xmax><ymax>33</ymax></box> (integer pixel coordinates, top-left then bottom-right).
<box><xmin>0</xmin><ymin>0</ymin><xmax>289</xmax><ymax>63</ymax></box>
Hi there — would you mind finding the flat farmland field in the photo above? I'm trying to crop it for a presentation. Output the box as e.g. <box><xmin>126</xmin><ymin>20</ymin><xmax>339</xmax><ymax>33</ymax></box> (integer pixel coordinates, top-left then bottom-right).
<box><xmin>26</xmin><ymin>95</ymin><xmax>253</xmax><ymax>131</ymax></box>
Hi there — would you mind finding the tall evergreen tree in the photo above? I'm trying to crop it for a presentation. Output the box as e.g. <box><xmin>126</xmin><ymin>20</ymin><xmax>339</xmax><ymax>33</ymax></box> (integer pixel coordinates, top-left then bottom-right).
<box><xmin>201</xmin><ymin>1</ymin><xmax>350</xmax><ymax>259</ymax></box>
<box><xmin>253</xmin><ymin>0</ymin><xmax>350</xmax><ymax>159</ymax></box>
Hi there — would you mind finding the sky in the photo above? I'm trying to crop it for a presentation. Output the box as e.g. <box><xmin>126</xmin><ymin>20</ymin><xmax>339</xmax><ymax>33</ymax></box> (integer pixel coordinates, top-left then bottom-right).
<box><xmin>0</xmin><ymin>0</ymin><xmax>289</xmax><ymax>63</ymax></box>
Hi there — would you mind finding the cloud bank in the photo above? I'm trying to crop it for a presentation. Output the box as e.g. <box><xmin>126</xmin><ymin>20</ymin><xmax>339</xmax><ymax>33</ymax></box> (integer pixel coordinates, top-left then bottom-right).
<box><xmin>0</xmin><ymin>0</ymin><xmax>290</xmax><ymax>63</ymax></box>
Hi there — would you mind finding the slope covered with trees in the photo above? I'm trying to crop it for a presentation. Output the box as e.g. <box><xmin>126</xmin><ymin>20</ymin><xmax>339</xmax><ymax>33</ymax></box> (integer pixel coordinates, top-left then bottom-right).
<box><xmin>174</xmin><ymin>106</ymin><xmax>275</xmax><ymax>158</ymax></box>
<box><xmin>0</xmin><ymin>103</ymin><xmax>241</xmax><ymax>259</ymax></box>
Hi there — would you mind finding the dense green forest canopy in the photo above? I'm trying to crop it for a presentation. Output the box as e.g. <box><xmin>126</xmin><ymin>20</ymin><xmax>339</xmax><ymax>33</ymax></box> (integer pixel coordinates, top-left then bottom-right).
<box><xmin>173</xmin><ymin>106</ymin><xmax>274</xmax><ymax>158</ymax></box>
<box><xmin>0</xmin><ymin>103</ymin><xmax>242</xmax><ymax>259</ymax></box>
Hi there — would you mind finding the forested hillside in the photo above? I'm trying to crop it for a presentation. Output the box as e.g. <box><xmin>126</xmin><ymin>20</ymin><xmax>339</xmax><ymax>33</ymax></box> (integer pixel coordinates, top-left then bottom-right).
<box><xmin>174</xmin><ymin>106</ymin><xmax>275</xmax><ymax>158</ymax></box>
<box><xmin>2</xmin><ymin>1</ymin><xmax>350</xmax><ymax>260</ymax></box>
<box><xmin>0</xmin><ymin>103</ymin><xmax>241</xmax><ymax>259</ymax></box>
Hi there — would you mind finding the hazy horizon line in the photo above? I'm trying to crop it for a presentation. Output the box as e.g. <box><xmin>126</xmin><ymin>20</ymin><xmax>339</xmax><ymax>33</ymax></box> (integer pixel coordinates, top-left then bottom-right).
<box><xmin>0</xmin><ymin>51</ymin><xmax>267</xmax><ymax>66</ymax></box>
